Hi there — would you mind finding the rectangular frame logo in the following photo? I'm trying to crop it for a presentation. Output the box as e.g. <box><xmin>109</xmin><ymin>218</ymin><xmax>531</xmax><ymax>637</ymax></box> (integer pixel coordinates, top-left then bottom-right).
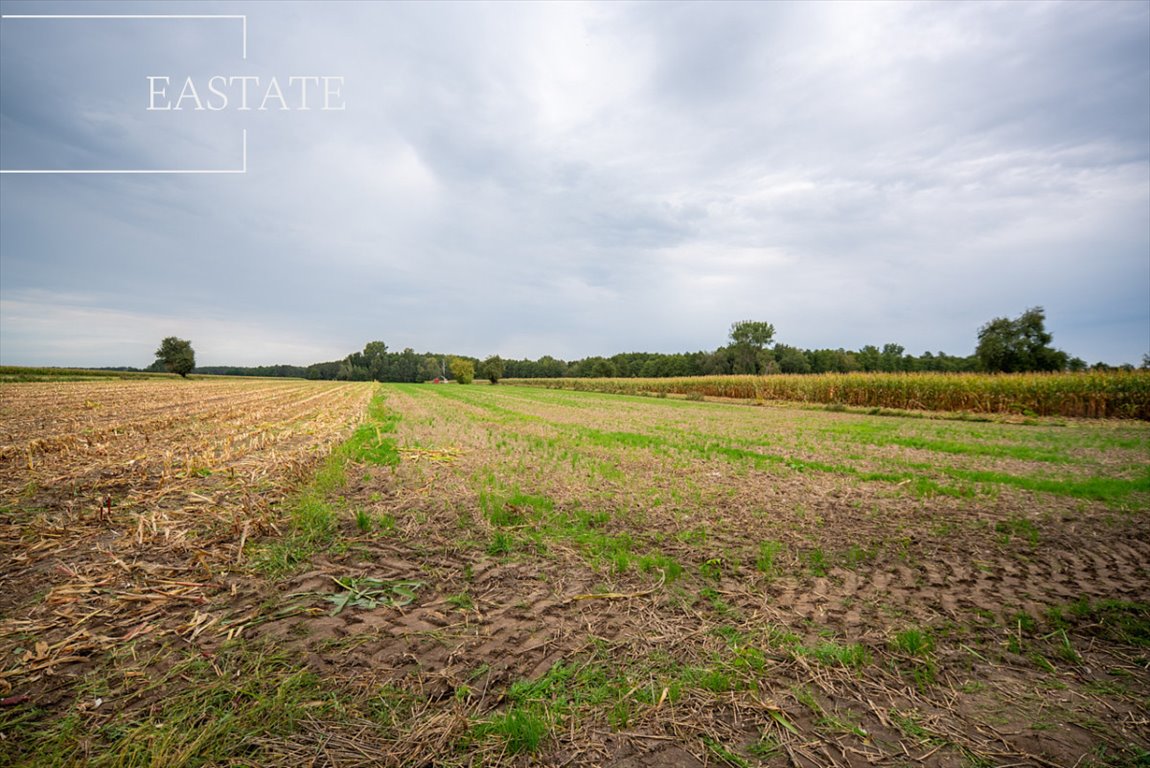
<box><xmin>0</xmin><ymin>14</ymin><xmax>248</xmax><ymax>174</ymax></box>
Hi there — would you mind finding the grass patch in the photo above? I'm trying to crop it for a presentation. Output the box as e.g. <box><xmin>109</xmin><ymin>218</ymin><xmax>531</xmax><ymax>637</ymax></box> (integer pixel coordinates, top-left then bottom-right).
<box><xmin>879</xmin><ymin>434</ymin><xmax>1071</xmax><ymax>464</ymax></box>
<box><xmin>891</xmin><ymin>628</ymin><xmax>937</xmax><ymax>688</ymax></box>
<box><xmin>1054</xmin><ymin>598</ymin><xmax>1150</xmax><ymax>647</ymax></box>
<box><xmin>470</xmin><ymin>658</ymin><xmax>624</xmax><ymax>754</ymax></box>
<box><xmin>2</xmin><ymin>644</ymin><xmax>346</xmax><ymax>767</ymax></box>
<box><xmin>947</xmin><ymin>467</ymin><xmax>1150</xmax><ymax>507</ymax></box>
<box><xmin>354</xmin><ymin>508</ymin><xmax>372</xmax><ymax>533</ymax></box>
<box><xmin>995</xmin><ymin>516</ymin><xmax>1041</xmax><ymax>545</ymax></box>
<box><xmin>482</xmin><ymin>490</ymin><xmax>554</xmax><ymax>526</ymax></box>
<box><xmin>345</xmin><ymin>395</ymin><xmax>401</xmax><ymax>465</ymax></box>
<box><xmin>487</xmin><ymin>531</ymin><xmax>515</xmax><ymax>556</ymax></box>
<box><xmin>797</xmin><ymin>640</ymin><xmax>870</xmax><ymax>669</ymax></box>
<box><xmin>253</xmin><ymin>386</ymin><xmax>399</xmax><ymax>577</ymax></box>
<box><xmin>494</xmin><ymin>500</ymin><xmax>681</xmax><ymax>577</ymax></box>
<box><xmin>471</xmin><ymin>705</ymin><xmax>550</xmax><ymax>754</ymax></box>
<box><xmin>253</xmin><ymin>489</ymin><xmax>339</xmax><ymax>577</ymax></box>
<box><xmin>637</xmin><ymin>552</ymin><xmax>684</xmax><ymax>582</ymax></box>
<box><xmin>843</xmin><ymin>543</ymin><xmax>876</xmax><ymax>568</ymax></box>
<box><xmin>755</xmin><ymin>540</ymin><xmax>784</xmax><ymax>576</ymax></box>
<box><xmin>892</xmin><ymin>628</ymin><xmax>934</xmax><ymax>657</ymax></box>
<box><xmin>792</xmin><ymin>684</ymin><xmax>822</xmax><ymax>714</ymax></box>
<box><xmin>804</xmin><ymin>548</ymin><xmax>830</xmax><ymax>577</ymax></box>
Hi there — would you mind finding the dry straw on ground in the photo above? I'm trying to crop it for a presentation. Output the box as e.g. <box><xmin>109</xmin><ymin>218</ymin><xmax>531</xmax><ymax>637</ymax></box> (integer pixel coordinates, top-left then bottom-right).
<box><xmin>2</xmin><ymin>379</ymin><xmax>1148</xmax><ymax>767</ymax></box>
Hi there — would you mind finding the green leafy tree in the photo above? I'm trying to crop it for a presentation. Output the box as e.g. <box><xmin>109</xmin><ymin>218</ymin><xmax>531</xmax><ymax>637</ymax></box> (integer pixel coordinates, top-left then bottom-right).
<box><xmin>535</xmin><ymin>355</ymin><xmax>567</xmax><ymax>378</ymax></box>
<box><xmin>702</xmin><ymin>348</ymin><xmax>733</xmax><ymax>376</ymax></box>
<box><xmin>362</xmin><ymin>341</ymin><xmax>389</xmax><ymax>381</ymax></box>
<box><xmin>449</xmin><ymin>357</ymin><xmax>475</xmax><ymax>384</ymax></box>
<box><xmin>394</xmin><ymin>348</ymin><xmax>422</xmax><ymax>382</ymax></box>
<box><xmin>589</xmin><ymin>357</ymin><xmax>617</xmax><ymax>377</ymax></box>
<box><xmin>729</xmin><ymin>320</ymin><xmax>776</xmax><ymax>374</ymax></box>
<box><xmin>857</xmin><ymin>345</ymin><xmax>881</xmax><ymax>372</ymax></box>
<box><xmin>774</xmin><ymin>344</ymin><xmax>811</xmax><ymax>374</ymax></box>
<box><xmin>481</xmin><ymin>355</ymin><xmax>505</xmax><ymax>384</ymax></box>
<box><xmin>339</xmin><ymin>348</ymin><xmax>371</xmax><ymax>380</ymax></box>
<box><xmin>154</xmin><ymin>336</ymin><xmax>195</xmax><ymax>378</ymax></box>
<box><xmin>880</xmin><ymin>343</ymin><xmax>906</xmax><ymax>372</ymax></box>
<box><xmin>807</xmin><ymin>348</ymin><xmax>839</xmax><ymax>373</ymax></box>
<box><xmin>337</xmin><ymin>360</ymin><xmax>370</xmax><ymax>381</ymax></box>
<box><xmin>421</xmin><ymin>356</ymin><xmax>444</xmax><ymax>381</ymax></box>
<box><xmin>976</xmin><ymin>307</ymin><xmax>1068</xmax><ymax>372</ymax></box>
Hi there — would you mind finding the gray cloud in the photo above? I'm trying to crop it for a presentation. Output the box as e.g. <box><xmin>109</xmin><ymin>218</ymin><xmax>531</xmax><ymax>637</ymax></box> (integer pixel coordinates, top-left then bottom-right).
<box><xmin>1</xmin><ymin>0</ymin><xmax>1146</xmax><ymax>368</ymax></box>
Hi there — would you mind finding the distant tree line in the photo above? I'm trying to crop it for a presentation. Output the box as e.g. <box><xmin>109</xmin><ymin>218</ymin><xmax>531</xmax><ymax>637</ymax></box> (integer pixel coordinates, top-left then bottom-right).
<box><xmin>156</xmin><ymin>308</ymin><xmax>1145</xmax><ymax>382</ymax></box>
<box><xmin>503</xmin><ymin>343</ymin><xmax>983</xmax><ymax>379</ymax></box>
<box><xmin>193</xmin><ymin>364</ymin><xmax>315</xmax><ymax>378</ymax></box>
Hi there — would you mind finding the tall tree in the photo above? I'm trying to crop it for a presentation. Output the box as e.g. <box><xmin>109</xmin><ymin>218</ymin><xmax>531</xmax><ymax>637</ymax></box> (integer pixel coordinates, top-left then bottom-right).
<box><xmin>857</xmin><ymin>345</ymin><xmax>881</xmax><ymax>372</ymax></box>
<box><xmin>449</xmin><ymin>357</ymin><xmax>475</xmax><ymax>384</ymax></box>
<box><xmin>729</xmin><ymin>320</ymin><xmax>776</xmax><ymax>374</ymax></box>
<box><xmin>880</xmin><ymin>343</ymin><xmax>906</xmax><ymax>373</ymax></box>
<box><xmin>390</xmin><ymin>348</ymin><xmax>421</xmax><ymax>382</ymax></box>
<box><xmin>976</xmin><ymin>307</ymin><xmax>1068</xmax><ymax>372</ymax></box>
<box><xmin>481</xmin><ymin>355</ymin><xmax>505</xmax><ymax>384</ymax></box>
<box><xmin>362</xmin><ymin>341</ymin><xmax>389</xmax><ymax>381</ymax></box>
<box><xmin>154</xmin><ymin>337</ymin><xmax>195</xmax><ymax>378</ymax></box>
<box><xmin>421</xmin><ymin>356</ymin><xmax>444</xmax><ymax>381</ymax></box>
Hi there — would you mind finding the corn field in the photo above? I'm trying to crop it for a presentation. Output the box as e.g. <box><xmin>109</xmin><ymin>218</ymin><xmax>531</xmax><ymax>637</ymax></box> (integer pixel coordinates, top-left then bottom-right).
<box><xmin>507</xmin><ymin>372</ymin><xmax>1150</xmax><ymax>420</ymax></box>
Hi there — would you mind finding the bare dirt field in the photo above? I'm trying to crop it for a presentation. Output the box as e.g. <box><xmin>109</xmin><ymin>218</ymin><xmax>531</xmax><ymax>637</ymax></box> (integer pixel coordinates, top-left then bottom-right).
<box><xmin>2</xmin><ymin>380</ymin><xmax>1148</xmax><ymax>767</ymax></box>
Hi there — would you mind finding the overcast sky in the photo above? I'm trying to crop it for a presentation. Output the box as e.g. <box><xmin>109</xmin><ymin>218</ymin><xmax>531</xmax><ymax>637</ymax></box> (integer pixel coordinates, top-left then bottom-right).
<box><xmin>1</xmin><ymin>0</ymin><xmax>1147</xmax><ymax>368</ymax></box>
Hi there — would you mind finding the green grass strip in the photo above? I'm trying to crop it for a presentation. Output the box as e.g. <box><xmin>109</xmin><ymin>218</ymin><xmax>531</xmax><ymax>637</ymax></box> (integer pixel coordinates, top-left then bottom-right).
<box><xmin>941</xmin><ymin>467</ymin><xmax>1150</xmax><ymax>502</ymax></box>
<box><xmin>254</xmin><ymin>385</ymin><xmax>400</xmax><ymax>577</ymax></box>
